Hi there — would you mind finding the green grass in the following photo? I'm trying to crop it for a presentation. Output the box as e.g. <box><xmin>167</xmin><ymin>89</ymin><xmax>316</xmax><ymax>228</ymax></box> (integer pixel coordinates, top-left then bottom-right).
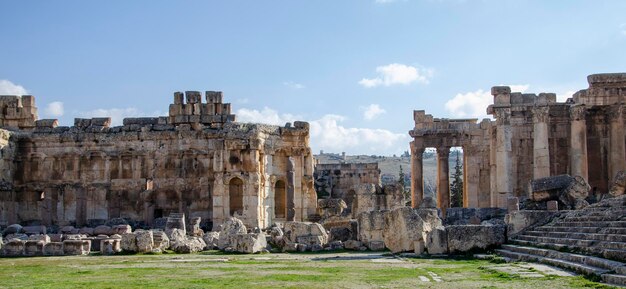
<box><xmin>0</xmin><ymin>253</ymin><xmax>617</xmax><ymax>289</ymax></box>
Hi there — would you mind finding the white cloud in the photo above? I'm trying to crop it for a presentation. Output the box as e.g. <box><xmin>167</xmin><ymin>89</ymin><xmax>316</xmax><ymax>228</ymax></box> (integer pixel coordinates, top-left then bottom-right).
<box><xmin>359</xmin><ymin>63</ymin><xmax>433</xmax><ymax>88</ymax></box>
<box><xmin>309</xmin><ymin>115</ymin><xmax>409</xmax><ymax>154</ymax></box>
<box><xmin>621</xmin><ymin>23</ymin><xmax>626</xmax><ymax>36</ymax></box>
<box><xmin>43</xmin><ymin>101</ymin><xmax>64</xmax><ymax>118</ymax></box>
<box><xmin>283</xmin><ymin>81</ymin><xmax>305</xmax><ymax>89</ymax></box>
<box><xmin>362</xmin><ymin>104</ymin><xmax>386</xmax><ymax>120</ymax></box>
<box><xmin>0</xmin><ymin>80</ymin><xmax>28</xmax><ymax>95</ymax></box>
<box><xmin>236</xmin><ymin>107</ymin><xmax>301</xmax><ymax>126</ymax></box>
<box><xmin>444</xmin><ymin>84</ymin><xmax>529</xmax><ymax>119</ymax></box>
<box><xmin>236</xmin><ymin>106</ymin><xmax>408</xmax><ymax>155</ymax></box>
<box><xmin>77</xmin><ymin>107</ymin><xmax>163</xmax><ymax>126</ymax></box>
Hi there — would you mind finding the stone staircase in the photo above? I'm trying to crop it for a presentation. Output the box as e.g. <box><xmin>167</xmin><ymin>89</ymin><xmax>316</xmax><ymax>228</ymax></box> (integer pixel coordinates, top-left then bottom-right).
<box><xmin>496</xmin><ymin>195</ymin><xmax>626</xmax><ymax>285</ymax></box>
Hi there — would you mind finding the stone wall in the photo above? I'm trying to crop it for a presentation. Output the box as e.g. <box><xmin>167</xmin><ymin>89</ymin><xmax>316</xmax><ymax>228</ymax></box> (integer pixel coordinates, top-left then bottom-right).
<box><xmin>0</xmin><ymin>91</ymin><xmax>316</xmax><ymax>229</ymax></box>
<box><xmin>409</xmin><ymin>73</ymin><xmax>626</xmax><ymax>210</ymax></box>
<box><xmin>314</xmin><ymin>163</ymin><xmax>404</xmax><ymax>217</ymax></box>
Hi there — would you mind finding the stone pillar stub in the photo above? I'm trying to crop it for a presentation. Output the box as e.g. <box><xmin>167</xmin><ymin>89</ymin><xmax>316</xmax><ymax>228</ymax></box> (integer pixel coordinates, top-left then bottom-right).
<box><xmin>286</xmin><ymin>156</ymin><xmax>296</xmax><ymax>222</ymax></box>
<box><xmin>410</xmin><ymin>141</ymin><xmax>425</xmax><ymax>208</ymax></box>
<box><xmin>436</xmin><ymin>146</ymin><xmax>450</xmax><ymax>215</ymax></box>
<box><xmin>569</xmin><ymin>105</ymin><xmax>588</xmax><ymax>181</ymax></box>
<box><xmin>532</xmin><ymin>106</ymin><xmax>550</xmax><ymax>179</ymax></box>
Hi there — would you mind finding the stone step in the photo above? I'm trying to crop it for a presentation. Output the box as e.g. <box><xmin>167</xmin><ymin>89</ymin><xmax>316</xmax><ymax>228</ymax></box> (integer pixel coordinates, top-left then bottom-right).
<box><xmin>510</xmin><ymin>238</ymin><xmax>626</xmax><ymax>263</ymax></box>
<box><xmin>515</xmin><ymin>235</ymin><xmax>626</xmax><ymax>250</ymax></box>
<box><xmin>524</xmin><ymin>231</ymin><xmax>626</xmax><ymax>243</ymax></box>
<box><xmin>501</xmin><ymin>244</ymin><xmax>625</xmax><ymax>271</ymax></box>
<box><xmin>495</xmin><ymin>248</ymin><xmax>609</xmax><ymax>276</ymax></box>
<box><xmin>602</xmin><ymin>274</ymin><xmax>626</xmax><ymax>286</ymax></box>
<box><xmin>535</xmin><ymin>226</ymin><xmax>626</xmax><ymax>235</ymax></box>
<box><xmin>551</xmin><ymin>221</ymin><xmax>626</xmax><ymax>228</ymax></box>
<box><xmin>564</xmin><ymin>216</ymin><xmax>625</xmax><ymax>222</ymax></box>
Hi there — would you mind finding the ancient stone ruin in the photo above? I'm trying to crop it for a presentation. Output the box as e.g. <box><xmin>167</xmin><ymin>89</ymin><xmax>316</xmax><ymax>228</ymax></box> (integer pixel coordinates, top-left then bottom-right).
<box><xmin>410</xmin><ymin>73</ymin><xmax>626</xmax><ymax>212</ymax></box>
<box><xmin>0</xmin><ymin>91</ymin><xmax>316</xmax><ymax>230</ymax></box>
<box><xmin>3</xmin><ymin>72</ymin><xmax>626</xmax><ymax>287</ymax></box>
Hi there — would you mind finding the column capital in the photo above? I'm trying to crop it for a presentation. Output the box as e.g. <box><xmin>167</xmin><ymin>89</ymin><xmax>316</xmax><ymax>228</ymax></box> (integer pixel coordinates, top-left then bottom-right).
<box><xmin>570</xmin><ymin>105</ymin><xmax>587</xmax><ymax>121</ymax></box>
<box><xmin>436</xmin><ymin>146</ymin><xmax>450</xmax><ymax>157</ymax></box>
<box><xmin>608</xmin><ymin>104</ymin><xmax>624</xmax><ymax>121</ymax></box>
<box><xmin>532</xmin><ymin>106</ymin><xmax>550</xmax><ymax>123</ymax></box>
<box><xmin>493</xmin><ymin>108</ymin><xmax>511</xmax><ymax>126</ymax></box>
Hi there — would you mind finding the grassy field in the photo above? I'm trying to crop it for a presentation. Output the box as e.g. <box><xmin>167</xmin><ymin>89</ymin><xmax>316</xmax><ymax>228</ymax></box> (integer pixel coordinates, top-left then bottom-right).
<box><xmin>0</xmin><ymin>251</ymin><xmax>614</xmax><ymax>289</ymax></box>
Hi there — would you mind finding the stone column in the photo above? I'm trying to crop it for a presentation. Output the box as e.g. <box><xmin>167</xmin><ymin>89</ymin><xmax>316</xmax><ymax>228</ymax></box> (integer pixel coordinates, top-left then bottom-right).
<box><xmin>494</xmin><ymin>108</ymin><xmax>512</xmax><ymax>208</ymax></box>
<box><xmin>532</xmin><ymin>106</ymin><xmax>551</xmax><ymax>179</ymax></box>
<box><xmin>463</xmin><ymin>146</ymin><xmax>480</xmax><ymax>208</ymax></box>
<box><xmin>570</xmin><ymin>105</ymin><xmax>588</xmax><ymax>180</ymax></box>
<box><xmin>286</xmin><ymin>156</ymin><xmax>296</xmax><ymax>221</ymax></box>
<box><xmin>609</xmin><ymin>104</ymin><xmax>625</xmax><ymax>180</ymax></box>
<box><xmin>410</xmin><ymin>141</ymin><xmax>425</xmax><ymax>208</ymax></box>
<box><xmin>436</xmin><ymin>147</ymin><xmax>450</xmax><ymax>214</ymax></box>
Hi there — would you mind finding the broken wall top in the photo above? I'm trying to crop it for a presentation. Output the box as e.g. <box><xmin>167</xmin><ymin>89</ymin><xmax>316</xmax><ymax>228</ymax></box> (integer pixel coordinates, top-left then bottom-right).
<box><xmin>0</xmin><ymin>91</ymin><xmax>310</xmax><ymax>140</ymax></box>
<box><xmin>574</xmin><ymin>73</ymin><xmax>626</xmax><ymax>106</ymax></box>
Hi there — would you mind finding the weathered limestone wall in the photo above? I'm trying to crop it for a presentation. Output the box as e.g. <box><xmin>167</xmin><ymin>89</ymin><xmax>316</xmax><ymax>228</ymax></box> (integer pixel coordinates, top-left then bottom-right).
<box><xmin>0</xmin><ymin>92</ymin><xmax>316</xmax><ymax>229</ymax></box>
<box><xmin>313</xmin><ymin>163</ymin><xmax>403</xmax><ymax>218</ymax></box>
<box><xmin>409</xmin><ymin>73</ymin><xmax>626</xmax><ymax>209</ymax></box>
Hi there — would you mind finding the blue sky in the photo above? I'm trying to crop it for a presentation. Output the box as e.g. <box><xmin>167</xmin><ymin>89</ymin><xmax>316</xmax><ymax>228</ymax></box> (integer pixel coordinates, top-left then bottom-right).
<box><xmin>1</xmin><ymin>1</ymin><xmax>625</xmax><ymax>155</ymax></box>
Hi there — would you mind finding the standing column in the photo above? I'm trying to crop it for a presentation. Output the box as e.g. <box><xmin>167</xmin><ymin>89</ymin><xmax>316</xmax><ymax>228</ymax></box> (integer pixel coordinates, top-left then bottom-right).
<box><xmin>570</xmin><ymin>105</ymin><xmax>588</xmax><ymax>180</ymax></box>
<box><xmin>494</xmin><ymin>108</ymin><xmax>512</xmax><ymax>208</ymax></box>
<box><xmin>436</xmin><ymin>147</ymin><xmax>450</xmax><ymax>214</ymax></box>
<box><xmin>609</xmin><ymin>104</ymin><xmax>625</xmax><ymax>180</ymax></box>
<box><xmin>286</xmin><ymin>156</ymin><xmax>296</xmax><ymax>221</ymax></box>
<box><xmin>410</xmin><ymin>141</ymin><xmax>425</xmax><ymax>208</ymax></box>
<box><xmin>532</xmin><ymin>106</ymin><xmax>551</xmax><ymax>179</ymax></box>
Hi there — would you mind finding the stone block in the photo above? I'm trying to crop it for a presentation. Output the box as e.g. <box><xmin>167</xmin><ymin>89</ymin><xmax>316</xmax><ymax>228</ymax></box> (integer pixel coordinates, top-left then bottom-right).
<box><xmin>369</xmin><ymin>241</ymin><xmax>385</xmax><ymax>251</ymax></box>
<box><xmin>383</xmin><ymin>207</ymin><xmax>441</xmax><ymax>253</ymax></box>
<box><xmin>135</xmin><ymin>230</ymin><xmax>154</xmax><ymax>253</ymax></box>
<box><xmin>121</xmin><ymin>233</ymin><xmax>137</xmax><ymax>252</ymax></box>
<box><xmin>35</xmin><ymin>119</ymin><xmax>58</xmax><ymax>128</ymax></box>
<box><xmin>169</xmin><ymin>104</ymin><xmax>183</xmax><ymax>116</ymax></box>
<box><xmin>2</xmin><ymin>239</ymin><xmax>25</xmax><ymax>256</ymax></box>
<box><xmin>91</xmin><ymin>117</ymin><xmax>111</xmax><ymax>127</ymax></box>
<box><xmin>43</xmin><ymin>242</ymin><xmax>64</xmax><ymax>256</ymax></box>
<box><xmin>49</xmin><ymin>234</ymin><xmax>63</xmax><ymax>242</ymax></box>
<box><xmin>4</xmin><ymin>223</ymin><xmax>24</xmax><ymax>235</ymax></box>
<box><xmin>28</xmin><ymin>234</ymin><xmax>50</xmax><ymax>243</ymax></box>
<box><xmin>185</xmin><ymin>91</ymin><xmax>202</xmax><ymax>104</ymax></box>
<box><xmin>174</xmin><ymin>92</ymin><xmax>184</xmax><ymax>104</ymax></box>
<box><xmin>94</xmin><ymin>225</ymin><xmax>112</xmax><ymax>236</ymax></box>
<box><xmin>24</xmin><ymin>240</ymin><xmax>44</xmax><ymax>256</ymax></box>
<box><xmin>79</xmin><ymin>227</ymin><xmax>94</xmax><ymax>236</ymax></box>
<box><xmin>206</xmin><ymin>91</ymin><xmax>223</xmax><ymax>104</ymax></box>
<box><xmin>112</xmin><ymin>225</ymin><xmax>132</xmax><ymax>235</ymax></box>
<box><xmin>446</xmin><ymin>225</ymin><xmax>505</xmax><ymax>253</ymax></box>
<box><xmin>505</xmin><ymin>210</ymin><xmax>560</xmax><ymax>238</ymax></box>
<box><xmin>101</xmin><ymin>239</ymin><xmax>121</xmax><ymax>255</ymax></box>
<box><xmin>202</xmin><ymin>231</ymin><xmax>219</xmax><ymax>250</ymax></box>
<box><xmin>547</xmin><ymin>200</ymin><xmax>559</xmax><ymax>211</ymax></box>
<box><xmin>344</xmin><ymin>240</ymin><xmax>362</xmax><ymax>250</ymax></box>
<box><xmin>233</xmin><ymin>233</ymin><xmax>267</xmax><ymax>254</ymax></box>
<box><xmin>425</xmin><ymin>225</ymin><xmax>448</xmax><ymax>254</ymax></box>
<box><xmin>63</xmin><ymin>240</ymin><xmax>90</xmax><ymax>255</ymax></box>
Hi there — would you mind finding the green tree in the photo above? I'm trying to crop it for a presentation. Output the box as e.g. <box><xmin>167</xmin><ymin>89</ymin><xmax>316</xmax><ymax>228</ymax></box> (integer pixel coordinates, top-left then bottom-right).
<box><xmin>398</xmin><ymin>165</ymin><xmax>410</xmax><ymax>205</ymax></box>
<box><xmin>450</xmin><ymin>150</ymin><xmax>463</xmax><ymax>207</ymax></box>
